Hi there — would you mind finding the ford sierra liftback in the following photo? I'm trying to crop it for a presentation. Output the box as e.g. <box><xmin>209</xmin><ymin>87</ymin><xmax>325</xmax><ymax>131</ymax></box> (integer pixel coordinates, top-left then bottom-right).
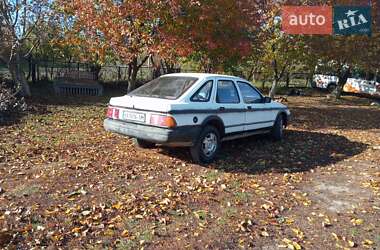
<box><xmin>104</xmin><ymin>73</ymin><xmax>291</xmax><ymax>163</ymax></box>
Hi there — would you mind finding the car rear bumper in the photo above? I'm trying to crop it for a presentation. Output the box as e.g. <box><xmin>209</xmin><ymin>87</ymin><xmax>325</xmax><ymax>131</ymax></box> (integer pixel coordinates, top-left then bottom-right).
<box><xmin>104</xmin><ymin>118</ymin><xmax>201</xmax><ymax>146</ymax></box>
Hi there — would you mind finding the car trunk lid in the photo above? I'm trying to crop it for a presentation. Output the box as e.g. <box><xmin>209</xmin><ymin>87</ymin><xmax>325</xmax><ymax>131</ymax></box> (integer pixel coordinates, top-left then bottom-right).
<box><xmin>107</xmin><ymin>95</ymin><xmax>178</xmax><ymax>126</ymax></box>
<box><xmin>109</xmin><ymin>95</ymin><xmax>173</xmax><ymax>113</ymax></box>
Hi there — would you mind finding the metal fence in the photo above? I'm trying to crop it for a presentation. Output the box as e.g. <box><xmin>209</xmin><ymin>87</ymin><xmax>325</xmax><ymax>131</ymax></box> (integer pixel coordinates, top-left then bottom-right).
<box><xmin>22</xmin><ymin>61</ymin><xmax>162</xmax><ymax>83</ymax></box>
<box><xmin>1</xmin><ymin>60</ymin><xmax>312</xmax><ymax>88</ymax></box>
<box><xmin>99</xmin><ymin>65</ymin><xmax>155</xmax><ymax>82</ymax></box>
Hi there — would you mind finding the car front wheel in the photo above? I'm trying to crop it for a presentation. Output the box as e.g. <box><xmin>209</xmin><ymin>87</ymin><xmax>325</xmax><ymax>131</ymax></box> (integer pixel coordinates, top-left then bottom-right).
<box><xmin>190</xmin><ymin>126</ymin><xmax>220</xmax><ymax>164</ymax></box>
<box><xmin>271</xmin><ymin>115</ymin><xmax>284</xmax><ymax>141</ymax></box>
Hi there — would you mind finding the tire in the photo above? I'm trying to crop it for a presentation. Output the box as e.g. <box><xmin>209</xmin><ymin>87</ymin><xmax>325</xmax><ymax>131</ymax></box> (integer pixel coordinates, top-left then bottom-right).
<box><xmin>133</xmin><ymin>138</ymin><xmax>155</xmax><ymax>149</ymax></box>
<box><xmin>271</xmin><ymin>115</ymin><xmax>284</xmax><ymax>141</ymax></box>
<box><xmin>190</xmin><ymin>126</ymin><xmax>220</xmax><ymax>164</ymax></box>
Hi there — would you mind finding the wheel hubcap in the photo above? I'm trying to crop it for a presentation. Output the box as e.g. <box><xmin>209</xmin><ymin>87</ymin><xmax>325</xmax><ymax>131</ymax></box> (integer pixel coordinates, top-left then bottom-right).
<box><xmin>202</xmin><ymin>132</ymin><xmax>217</xmax><ymax>157</ymax></box>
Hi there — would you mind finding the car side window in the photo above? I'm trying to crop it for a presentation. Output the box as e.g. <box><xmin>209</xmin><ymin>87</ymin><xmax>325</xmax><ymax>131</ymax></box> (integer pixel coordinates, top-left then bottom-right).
<box><xmin>191</xmin><ymin>80</ymin><xmax>213</xmax><ymax>102</ymax></box>
<box><xmin>237</xmin><ymin>81</ymin><xmax>262</xmax><ymax>103</ymax></box>
<box><xmin>216</xmin><ymin>80</ymin><xmax>240</xmax><ymax>103</ymax></box>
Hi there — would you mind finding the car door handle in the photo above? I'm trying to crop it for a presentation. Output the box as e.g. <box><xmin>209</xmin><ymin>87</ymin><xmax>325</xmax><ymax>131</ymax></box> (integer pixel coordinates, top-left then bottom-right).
<box><xmin>219</xmin><ymin>107</ymin><xmax>225</xmax><ymax>111</ymax></box>
<box><xmin>247</xmin><ymin>106</ymin><xmax>252</xmax><ymax>110</ymax></box>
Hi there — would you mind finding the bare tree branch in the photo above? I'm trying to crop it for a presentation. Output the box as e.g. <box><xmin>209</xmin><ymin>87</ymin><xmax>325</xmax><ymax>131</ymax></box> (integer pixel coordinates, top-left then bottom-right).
<box><xmin>22</xmin><ymin>0</ymin><xmax>27</xmax><ymax>35</ymax></box>
<box><xmin>24</xmin><ymin>39</ymin><xmax>40</xmax><ymax>58</ymax></box>
<box><xmin>1</xmin><ymin>1</ymin><xmax>11</xmax><ymax>27</ymax></box>
<box><xmin>12</xmin><ymin>0</ymin><xmax>19</xmax><ymax>28</ymax></box>
<box><xmin>137</xmin><ymin>55</ymin><xmax>150</xmax><ymax>69</ymax></box>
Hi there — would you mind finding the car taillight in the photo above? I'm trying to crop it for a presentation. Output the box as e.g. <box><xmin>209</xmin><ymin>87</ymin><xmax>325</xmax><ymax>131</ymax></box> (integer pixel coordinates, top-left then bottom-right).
<box><xmin>114</xmin><ymin>108</ymin><xmax>120</xmax><ymax>118</ymax></box>
<box><xmin>106</xmin><ymin>106</ymin><xmax>120</xmax><ymax>119</ymax></box>
<box><xmin>106</xmin><ymin>107</ymin><xmax>114</xmax><ymax>118</ymax></box>
<box><xmin>150</xmin><ymin>114</ymin><xmax>177</xmax><ymax>128</ymax></box>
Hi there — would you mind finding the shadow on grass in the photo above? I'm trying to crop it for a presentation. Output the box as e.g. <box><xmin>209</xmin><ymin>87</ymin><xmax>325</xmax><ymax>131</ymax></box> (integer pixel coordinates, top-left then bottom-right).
<box><xmin>158</xmin><ymin>130</ymin><xmax>367</xmax><ymax>174</ymax></box>
<box><xmin>291</xmin><ymin>106</ymin><xmax>380</xmax><ymax>130</ymax></box>
<box><xmin>0</xmin><ymin>113</ymin><xmax>24</xmax><ymax>126</ymax></box>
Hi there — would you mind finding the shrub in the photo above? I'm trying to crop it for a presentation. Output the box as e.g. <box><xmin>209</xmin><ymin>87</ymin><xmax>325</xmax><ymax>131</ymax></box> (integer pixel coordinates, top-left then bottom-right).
<box><xmin>0</xmin><ymin>82</ymin><xmax>27</xmax><ymax>123</ymax></box>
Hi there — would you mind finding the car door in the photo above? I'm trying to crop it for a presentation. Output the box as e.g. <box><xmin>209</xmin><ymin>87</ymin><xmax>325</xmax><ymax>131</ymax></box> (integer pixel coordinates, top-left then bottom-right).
<box><xmin>215</xmin><ymin>79</ymin><xmax>245</xmax><ymax>134</ymax></box>
<box><xmin>236</xmin><ymin>81</ymin><xmax>276</xmax><ymax>131</ymax></box>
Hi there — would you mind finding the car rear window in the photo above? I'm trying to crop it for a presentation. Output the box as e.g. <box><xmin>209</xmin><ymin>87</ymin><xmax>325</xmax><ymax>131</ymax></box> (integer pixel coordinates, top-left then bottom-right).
<box><xmin>129</xmin><ymin>76</ymin><xmax>198</xmax><ymax>99</ymax></box>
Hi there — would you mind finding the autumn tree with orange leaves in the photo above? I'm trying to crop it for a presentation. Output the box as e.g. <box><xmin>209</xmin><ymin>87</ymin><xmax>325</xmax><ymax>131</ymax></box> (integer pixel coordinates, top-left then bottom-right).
<box><xmin>58</xmin><ymin>0</ymin><xmax>266</xmax><ymax>92</ymax></box>
<box><xmin>158</xmin><ymin>0</ymin><xmax>266</xmax><ymax>72</ymax></box>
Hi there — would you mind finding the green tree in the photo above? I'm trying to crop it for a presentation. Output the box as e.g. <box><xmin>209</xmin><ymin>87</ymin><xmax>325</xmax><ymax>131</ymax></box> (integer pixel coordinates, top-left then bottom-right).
<box><xmin>254</xmin><ymin>4</ymin><xmax>307</xmax><ymax>98</ymax></box>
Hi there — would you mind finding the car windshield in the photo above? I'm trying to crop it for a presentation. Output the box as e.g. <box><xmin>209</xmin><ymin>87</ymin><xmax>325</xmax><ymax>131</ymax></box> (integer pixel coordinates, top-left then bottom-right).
<box><xmin>129</xmin><ymin>76</ymin><xmax>198</xmax><ymax>99</ymax></box>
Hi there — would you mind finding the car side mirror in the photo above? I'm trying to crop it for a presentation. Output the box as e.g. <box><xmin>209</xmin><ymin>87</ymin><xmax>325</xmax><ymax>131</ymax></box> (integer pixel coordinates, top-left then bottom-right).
<box><xmin>263</xmin><ymin>96</ymin><xmax>271</xmax><ymax>103</ymax></box>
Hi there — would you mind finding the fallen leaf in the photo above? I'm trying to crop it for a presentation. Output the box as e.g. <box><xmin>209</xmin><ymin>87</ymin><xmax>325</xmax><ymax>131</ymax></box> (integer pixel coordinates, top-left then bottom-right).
<box><xmin>121</xmin><ymin>229</ymin><xmax>129</xmax><ymax>237</ymax></box>
<box><xmin>71</xmin><ymin>227</ymin><xmax>81</xmax><ymax>233</ymax></box>
<box><xmin>282</xmin><ymin>238</ymin><xmax>302</xmax><ymax>250</ymax></box>
<box><xmin>350</xmin><ymin>218</ymin><xmax>363</xmax><ymax>226</ymax></box>
<box><xmin>331</xmin><ymin>232</ymin><xmax>340</xmax><ymax>241</ymax></box>
<box><xmin>81</xmin><ymin>210</ymin><xmax>91</xmax><ymax>216</ymax></box>
<box><xmin>322</xmin><ymin>217</ymin><xmax>332</xmax><ymax>227</ymax></box>
<box><xmin>362</xmin><ymin>239</ymin><xmax>374</xmax><ymax>247</ymax></box>
<box><xmin>261</xmin><ymin>231</ymin><xmax>269</xmax><ymax>237</ymax></box>
<box><xmin>112</xmin><ymin>202</ymin><xmax>123</xmax><ymax>210</ymax></box>
<box><xmin>292</xmin><ymin>228</ymin><xmax>304</xmax><ymax>239</ymax></box>
<box><xmin>348</xmin><ymin>240</ymin><xmax>356</xmax><ymax>247</ymax></box>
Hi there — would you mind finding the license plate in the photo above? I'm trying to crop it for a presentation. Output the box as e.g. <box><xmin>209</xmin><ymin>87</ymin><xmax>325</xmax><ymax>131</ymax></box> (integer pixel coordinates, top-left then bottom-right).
<box><xmin>122</xmin><ymin>111</ymin><xmax>146</xmax><ymax>123</ymax></box>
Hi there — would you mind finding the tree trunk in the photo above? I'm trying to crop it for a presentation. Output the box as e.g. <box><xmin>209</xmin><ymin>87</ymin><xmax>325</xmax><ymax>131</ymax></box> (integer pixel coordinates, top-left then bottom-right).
<box><xmin>334</xmin><ymin>77</ymin><xmax>346</xmax><ymax>99</ymax></box>
<box><xmin>37</xmin><ymin>63</ymin><xmax>40</xmax><ymax>81</ymax></box>
<box><xmin>90</xmin><ymin>64</ymin><xmax>101</xmax><ymax>81</ymax></box>
<box><xmin>45</xmin><ymin>63</ymin><xmax>48</xmax><ymax>80</ymax></box>
<box><xmin>127</xmin><ymin>63</ymin><xmax>132</xmax><ymax>82</ymax></box>
<box><xmin>50</xmin><ymin>58</ymin><xmax>54</xmax><ymax>80</ymax></box>
<box><xmin>26</xmin><ymin>56</ymin><xmax>32</xmax><ymax>81</ymax></box>
<box><xmin>335</xmin><ymin>83</ymin><xmax>344</xmax><ymax>99</ymax></box>
<box><xmin>205</xmin><ymin>64</ymin><xmax>212</xmax><ymax>73</ymax></box>
<box><xmin>31</xmin><ymin>59</ymin><xmax>36</xmax><ymax>84</ymax></box>
<box><xmin>127</xmin><ymin>58</ymin><xmax>139</xmax><ymax>93</ymax></box>
<box><xmin>8</xmin><ymin>59</ymin><xmax>31</xmax><ymax>96</ymax></box>
<box><xmin>270</xmin><ymin>57</ymin><xmax>279</xmax><ymax>98</ymax></box>
<box><xmin>117</xmin><ymin>66</ymin><xmax>121</xmax><ymax>82</ymax></box>
<box><xmin>126</xmin><ymin>56</ymin><xmax>150</xmax><ymax>92</ymax></box>
<box><xmin>269</xmin><ymin>78</ymin><xmax>278</xmax><ymax>98</ymax></box>
<box><xmin>334</xmin><ymin>67</ymin><xmax>351</xmax><ymax>100</ymax></box>
<box><xmin>307</xmin><ymin>72</ymin><xmax>313</xmax><ymax>87</ymax></box>
<box><xmin>153</xmin><ymin>62</ymin><xmax>162</xmax><ymax>79</ymax></box>
<box><xmin>285</xmin><ymin>72</ymin><xmax>290</xmax><ymax>88</ymax></box>
<box><xmin>163</xmin><ymin>60</ymin><xmax>176</xmax><ymax>74</ymax></box>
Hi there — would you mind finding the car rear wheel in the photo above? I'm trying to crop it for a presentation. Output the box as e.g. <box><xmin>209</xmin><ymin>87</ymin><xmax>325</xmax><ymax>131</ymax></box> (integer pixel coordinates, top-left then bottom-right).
<box><xmin>190</xmin><ymin>126</ymin><xmax>220</xmax><ymax>164</ymax></box>
<box><xmin>133</xmin><ymin>138</ymin><xmax>155</xmax><ymax>149</ymax></box>
<box><xmin>271</xmin><ymin>115</ymin><xmax>284</xmax><ymax>141</ymax></box>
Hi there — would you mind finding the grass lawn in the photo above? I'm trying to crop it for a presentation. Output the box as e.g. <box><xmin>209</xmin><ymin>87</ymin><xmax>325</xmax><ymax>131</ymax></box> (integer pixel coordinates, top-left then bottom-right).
<box><xmin>0</xmin><ymin>87</ymin><xmax>379</xmax><ymax>249</ymax></box>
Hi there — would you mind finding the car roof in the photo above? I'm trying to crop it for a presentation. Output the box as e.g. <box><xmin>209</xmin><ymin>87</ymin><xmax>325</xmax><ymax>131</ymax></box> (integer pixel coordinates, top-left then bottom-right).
<box><xmin>162</xmin><ymin>73</ymin><xmax>247</xmax><ymax>81</ymax></box>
